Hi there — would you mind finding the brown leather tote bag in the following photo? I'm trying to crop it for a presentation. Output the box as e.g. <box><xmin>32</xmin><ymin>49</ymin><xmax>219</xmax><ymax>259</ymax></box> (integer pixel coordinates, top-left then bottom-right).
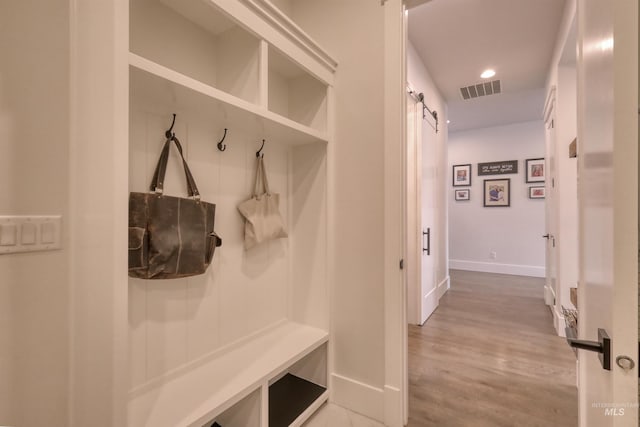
<box><xmin>128</xmin><ymin>134</ymin><xmax>221</xmax><ymax>279</ymax></box>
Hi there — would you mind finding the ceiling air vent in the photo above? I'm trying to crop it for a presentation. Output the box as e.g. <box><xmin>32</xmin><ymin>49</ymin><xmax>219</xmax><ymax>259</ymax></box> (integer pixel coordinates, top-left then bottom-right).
<box><xmin>460</xmin><ymin>80</ymin><xmax>501</xmax><ymax>100</ymax></box>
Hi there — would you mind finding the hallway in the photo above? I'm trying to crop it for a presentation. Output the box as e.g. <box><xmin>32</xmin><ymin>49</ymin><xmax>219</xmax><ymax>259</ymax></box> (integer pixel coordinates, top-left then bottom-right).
<box><xmin>408</xmin><ymin>270</ymin><xmax>578</xmax><ymax>427</ymax></box>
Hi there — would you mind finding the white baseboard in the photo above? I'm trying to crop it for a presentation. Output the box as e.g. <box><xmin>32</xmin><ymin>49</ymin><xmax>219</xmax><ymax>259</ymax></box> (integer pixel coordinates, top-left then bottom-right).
<box><xmin>418</xmin><ymin>277</ymin><xmax>450</xmax><ymax>325</ymax></box>
<box><xmin>383</xmin><ymin>384</ymin><xmax>403</xmax><ymax>427</ymax></box>
<box><xmin>420</xmin><ymin>286</ymin><xmax>439</xmax><ymax>325</ymax></box>
<box><xmin>437</xmin><ymin>276</ymin><xmax>450</xmax><ymax>299</ymax></box>
<box><xmin>552</xmin><ymin>306</ymin><xmax>566</xmax><ymax>337</ymax></box>
<box><xmin>330</xmin><ymin>373</ymin><xmax>384</xmax><ymax>422</ymax></box>
<box><xmin>544</xmin><ymin>285</ymin><xmax>555</xmax><ymax>306</ymax></box>
<box><xmin>449</xmin><ymin>259</ymin><xmax>545</xmax><ymax>278</ymax></box>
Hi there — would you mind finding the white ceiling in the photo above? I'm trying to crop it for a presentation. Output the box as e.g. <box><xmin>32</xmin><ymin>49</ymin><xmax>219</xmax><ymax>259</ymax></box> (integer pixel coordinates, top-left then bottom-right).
<box><xmin>408</xmin><ymin>0</ymin><xmax>566</xmax><ymax>132</ymax></box>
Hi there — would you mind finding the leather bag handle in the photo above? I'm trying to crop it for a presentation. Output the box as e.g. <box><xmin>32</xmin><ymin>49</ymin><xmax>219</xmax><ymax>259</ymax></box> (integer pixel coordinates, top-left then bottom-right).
<box><xmin>150</xmin><ymin>135</ymin><xmax>201</xmax><ymax>199</ymax></box>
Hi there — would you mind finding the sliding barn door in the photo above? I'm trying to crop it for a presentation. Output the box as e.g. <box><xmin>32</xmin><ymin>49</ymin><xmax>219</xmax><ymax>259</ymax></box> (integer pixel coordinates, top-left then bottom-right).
<box><xmin>406</xmin><ymin>91</ymin><xmax>437</xmax><ymax>326</ymax></box>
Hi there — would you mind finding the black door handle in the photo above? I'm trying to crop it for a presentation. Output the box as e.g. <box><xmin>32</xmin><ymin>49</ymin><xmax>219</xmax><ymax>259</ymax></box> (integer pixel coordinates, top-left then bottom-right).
<box><xmin>422</xmin><ymin>228</ymin><xmax>430</xmax><ymax>256</ymax></box>
<box><xmin>566</xmin><ymin>328</ymin><xmax>611</xmax><ymax>370</ymax></box>
<box><xmin>542</xmin><ymin>234</ymin><xmax>550</xmax><ymax>239</ymax></box>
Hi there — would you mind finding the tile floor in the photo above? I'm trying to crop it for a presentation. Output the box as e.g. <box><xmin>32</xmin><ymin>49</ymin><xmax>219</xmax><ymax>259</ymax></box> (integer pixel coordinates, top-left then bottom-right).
<box><xmin>303</xmin><ymin>403</ymin><xmax>385</xmax><ymax>427</ymax></box>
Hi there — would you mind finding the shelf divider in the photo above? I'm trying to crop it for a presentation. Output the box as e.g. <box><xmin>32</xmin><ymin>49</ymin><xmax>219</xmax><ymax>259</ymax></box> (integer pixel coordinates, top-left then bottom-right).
<box><xmin>259</xmin><ymin>40</ymin><xmax>270</xmax><ymax>109</ymax></box>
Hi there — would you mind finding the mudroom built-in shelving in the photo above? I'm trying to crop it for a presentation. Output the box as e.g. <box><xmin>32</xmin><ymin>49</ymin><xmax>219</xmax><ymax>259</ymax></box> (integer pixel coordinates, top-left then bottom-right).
<box><xmin>267</xmin><ymin>46</ymin><xmax>328</xmax><ymax>132</ymax></box>
<box><xmin>127</xmin><ymin>0</ymin><xmax>336</xmax><ymax>426</ymax></box>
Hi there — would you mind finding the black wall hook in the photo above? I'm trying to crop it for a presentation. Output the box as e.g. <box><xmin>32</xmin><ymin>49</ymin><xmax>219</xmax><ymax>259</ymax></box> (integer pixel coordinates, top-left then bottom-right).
<box><xmin>256</xmin><ymin>139</ymin><xmax>265</xmax><ymax>158</ymax></box>
<box><xmin>165</xmin><ymin>113</ymin><xmax>177</xmax><ymax>139</ymax></box>
<box><xmin>217</xmin><ymin>128</ymin><xmax>228</xmax><ymax>151</ymax></box>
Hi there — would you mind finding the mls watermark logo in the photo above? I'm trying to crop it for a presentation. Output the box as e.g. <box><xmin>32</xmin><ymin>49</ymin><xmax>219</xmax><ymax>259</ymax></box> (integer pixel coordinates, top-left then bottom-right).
<box><xmin>604</xmin><ymin>408</ymin><xmax>625</xmax><ymax>417</ymax></box>
<box><xmin>593</xmin><ymin>402</ymin><xmax>638</xmax><ymax>416</ymax></box>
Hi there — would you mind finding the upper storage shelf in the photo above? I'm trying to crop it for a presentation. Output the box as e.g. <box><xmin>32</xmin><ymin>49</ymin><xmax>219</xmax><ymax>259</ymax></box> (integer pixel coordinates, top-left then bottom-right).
<box><xmin>268</xmin><ymin>46</ymin><xmax>328</xmax><ymax>132</ymax></box>
<box><xmin>129</xmin><ymin>53</ymin><xmax>329</xmax><ymax>145</ymax></box>
<box><xmin>131</xmin><ymin>0</ymin><xmax>261</xmax><ymax>104</ymax></box>
<box><xmin>130</xmin><ymin>0</ymin><xmax>336</xmax><ymax>142</ymax></box>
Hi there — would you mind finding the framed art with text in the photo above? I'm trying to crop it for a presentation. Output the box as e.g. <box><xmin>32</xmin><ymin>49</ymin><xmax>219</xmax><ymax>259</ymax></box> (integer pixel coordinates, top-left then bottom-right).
<box><xmin>477</xmin><ymin>160</ymin><xmax>518</xmax><ymax>176</ymax></box>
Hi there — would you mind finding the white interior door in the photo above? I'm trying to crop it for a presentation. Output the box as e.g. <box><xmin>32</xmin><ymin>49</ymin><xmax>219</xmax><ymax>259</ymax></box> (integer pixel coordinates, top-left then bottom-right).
<box><xmin>420</xmin><ymin>108</ymin><xmax>437</xmax><ymax>325</ymax></box>
<box><xmin>576</xmin><ymin>0</ymin><xmax>638</xmax><ymax>425</ymax></box>
<box><xmin>406</xmin><ymin>89</ymin><xmax>437</xmax><ymax>326</ymax></box>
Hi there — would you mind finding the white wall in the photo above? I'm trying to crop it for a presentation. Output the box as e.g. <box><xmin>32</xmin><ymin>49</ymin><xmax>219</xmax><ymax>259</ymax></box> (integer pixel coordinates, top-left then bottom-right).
<box><xmin>406</xmin><ymin>40</ymin><xmax>449</xmax><ymax>322</ymax></box>
<box><xmin>289</xmin><ymin>0</ymin><xmax>388</xmax><ymax>420</ymax></box>
<box><xmin>0</xmin><ymin>1</ymin><xmax>70</xmax><ymax>425</ymax></box>
<box><xmin>448</xmin><ymin>121</ymin><xmax>546</xmax><ymax>277</ymax></box>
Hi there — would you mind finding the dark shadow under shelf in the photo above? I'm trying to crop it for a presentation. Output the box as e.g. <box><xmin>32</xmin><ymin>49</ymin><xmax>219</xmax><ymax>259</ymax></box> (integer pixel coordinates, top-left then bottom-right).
<box><xmin>269</xmin><ymin>374</ymin><xmax>326</xmax><ymax>427</ymax></box>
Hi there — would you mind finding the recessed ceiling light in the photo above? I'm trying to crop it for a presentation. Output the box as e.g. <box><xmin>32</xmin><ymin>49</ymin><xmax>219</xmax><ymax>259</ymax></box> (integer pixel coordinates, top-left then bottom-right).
<box><xmin>481</xmin><ymin>69</ymin><xmax>496</xmax><ymax>79</ymax></box>
<box><xmin>447</xmin><ymin>120</ymin><xmax>451</xmax><ymax>124</ymax></box>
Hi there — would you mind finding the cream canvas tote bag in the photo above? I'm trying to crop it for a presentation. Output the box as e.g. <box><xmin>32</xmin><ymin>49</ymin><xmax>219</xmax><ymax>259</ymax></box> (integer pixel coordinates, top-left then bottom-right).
<box><xmin>238</xmin><ymin>156</ymin><xmax>287</xmax><ymax>250</ymax></box>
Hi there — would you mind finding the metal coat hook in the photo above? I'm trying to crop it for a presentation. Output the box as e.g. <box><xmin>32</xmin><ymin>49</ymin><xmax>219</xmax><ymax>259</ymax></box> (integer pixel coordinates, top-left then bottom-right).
<box><xmin>217</xmin><ymin>128</ymin><xmax>228</xmax><ymax>151</ymax></box>
<box><xmin>256</xmin><ymin>139</ymin><xmax>265</xmax><ymax>158</ymax></box>
<box><xmin>165</xmin><ymin>113</ymin><xmax>177</xmax><ymax>139</ymax></box>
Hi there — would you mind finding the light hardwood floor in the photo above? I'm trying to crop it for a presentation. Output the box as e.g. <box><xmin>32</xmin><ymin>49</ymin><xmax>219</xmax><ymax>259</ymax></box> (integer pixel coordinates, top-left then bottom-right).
<box><xmin>408</xmin><ymin>270</ymin><xmax>578</xmax><ymax>427</ymax></box>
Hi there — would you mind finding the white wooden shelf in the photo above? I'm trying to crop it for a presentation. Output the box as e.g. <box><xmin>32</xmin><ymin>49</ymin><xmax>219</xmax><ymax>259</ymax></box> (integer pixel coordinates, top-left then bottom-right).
<box><xmin>128</xmin><ymin>321</ymin><xmax>329</xmax><ymax>427</ymax></box>
<box><xmin>129</xmin><ymin>53</ymin><xmax>329</xmax><ymax>146</ymax></box>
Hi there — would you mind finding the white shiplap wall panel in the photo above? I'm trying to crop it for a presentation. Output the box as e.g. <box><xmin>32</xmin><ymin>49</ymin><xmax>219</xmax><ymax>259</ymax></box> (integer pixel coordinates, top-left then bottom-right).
<box><xmin>128</xmin><ymin>104</ymin><xmax>291</xmax><ymax>390</ymax></box>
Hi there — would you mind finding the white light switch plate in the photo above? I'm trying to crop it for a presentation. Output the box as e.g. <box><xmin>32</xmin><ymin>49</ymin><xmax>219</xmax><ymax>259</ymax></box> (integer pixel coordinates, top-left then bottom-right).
<box><xmin>0</xmin><ymin>216</ymin><xmax>62</xmax><ymax>254</ymax></box>
<box><xmin>0</xmin><ymin>224</ymin><xmax>17</xmax><ymax>246</ymax></box>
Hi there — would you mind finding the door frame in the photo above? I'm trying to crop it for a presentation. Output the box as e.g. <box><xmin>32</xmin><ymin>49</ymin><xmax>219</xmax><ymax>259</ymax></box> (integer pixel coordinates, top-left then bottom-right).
<box><xmin>69</xmin><ymin>0</ymin><xmax>129</xmax><ymax>425</ymax></box>
<box><xmin>543</xmin><ymin>88</ymin><xmax>561</xmax><ymax>331</ymax></box>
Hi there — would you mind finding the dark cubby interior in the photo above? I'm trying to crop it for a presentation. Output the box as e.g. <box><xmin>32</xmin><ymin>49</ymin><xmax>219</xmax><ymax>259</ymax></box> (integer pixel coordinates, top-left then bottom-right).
<box><xmin>269</xmin><ymin>374</ymin><xmax>326</xmax><ymax>427</ymax></box>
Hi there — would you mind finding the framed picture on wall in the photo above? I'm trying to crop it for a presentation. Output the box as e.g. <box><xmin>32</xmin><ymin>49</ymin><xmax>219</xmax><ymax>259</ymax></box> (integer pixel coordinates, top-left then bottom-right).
<box><xmin>525</xmin><ymin>158</ymin><xmax>545</xmax><ymax>183</ymax></box>
<box><xmin>452</xmin><ymin>164</ymin><xmax>472</xmax><ymax>186</ymax></box>
<box><xmin>483</xmin><ymin>178</ymin><xmax>510</xmax><ymax>207</ymax></box>
<box><xmin>455</xmin><ymin>189</ymin><xmax>470</xmax><ymax>201</ymax></box>
<box><xmin>529</xmin><ymin>186</ymin><xmax>546</xmax><ymax>199</ymax></box>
